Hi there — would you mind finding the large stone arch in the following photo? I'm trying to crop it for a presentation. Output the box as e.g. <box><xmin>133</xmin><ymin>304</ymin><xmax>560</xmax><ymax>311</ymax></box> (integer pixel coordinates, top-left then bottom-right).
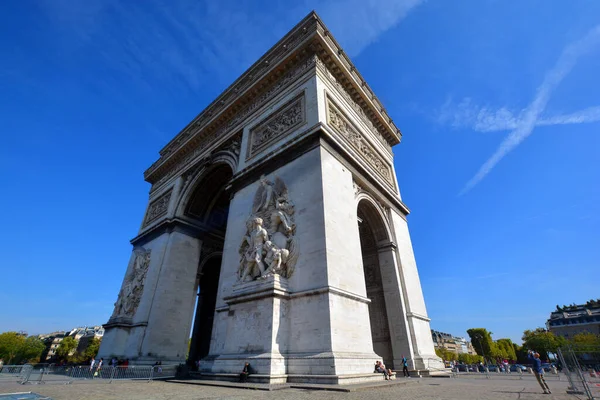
<box><xmin>356</xmin><ymin>193</ymin><xmax>413</xmax><ymax>370</ymax></box>
<box><xmin>100</xmin><ymin>11</ymin><xmax>444</xmax><ymax>381</ymax></box>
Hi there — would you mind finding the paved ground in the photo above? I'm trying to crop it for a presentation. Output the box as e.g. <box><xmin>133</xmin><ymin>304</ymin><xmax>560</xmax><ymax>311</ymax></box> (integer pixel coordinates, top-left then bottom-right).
<box><xmin>0</xmin><ymin>375</ymin><xmax>595</xmax><ymax>400</ymax></box>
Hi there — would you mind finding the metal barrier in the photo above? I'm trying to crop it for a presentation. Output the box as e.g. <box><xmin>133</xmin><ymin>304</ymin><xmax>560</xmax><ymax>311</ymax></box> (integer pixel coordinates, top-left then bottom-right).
<box><xmin>557</xmin><ymin>345</ymin><xmax>600</xmax><ymax>400</ymax></box>
<box><xmin>0</xmin><ymin>364</ymin><xmax>178</xmax><ymax>385</ymax></box>
<box><xmin>0</xmin><ymin>365</ymin><xmax>33</xmax><ymax>384</ymax></box>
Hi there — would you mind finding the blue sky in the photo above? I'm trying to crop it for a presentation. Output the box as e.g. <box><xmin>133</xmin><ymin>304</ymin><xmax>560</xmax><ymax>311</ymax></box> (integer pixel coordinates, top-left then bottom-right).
<box><xmin>1</xmin><ymin>1</ymin><xmax>598</xmax><ymax>345</ymax></box>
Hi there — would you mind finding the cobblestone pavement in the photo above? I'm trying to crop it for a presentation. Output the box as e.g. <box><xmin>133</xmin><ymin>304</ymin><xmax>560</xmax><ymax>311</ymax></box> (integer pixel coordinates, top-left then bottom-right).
<box><xmin>0</xmin><ymin>376</ymin><xmax>593</xmax><ymax>400</ymax></box>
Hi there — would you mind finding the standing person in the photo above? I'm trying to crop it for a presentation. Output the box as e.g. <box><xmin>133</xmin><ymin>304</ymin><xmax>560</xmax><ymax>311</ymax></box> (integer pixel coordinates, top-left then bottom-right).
<box><xmin>402</xmin><ymin>356</ymin><xmax>410</xmax><ymax>378</ymax></box>
<box><xmin>528</xmin><ymin>350</ymin><xmax>551</xmax><ymax>394</ymax></box>
<box><xmin>89</xmin><ymin>357</ymin><xmax>96</xmax><ymax>371</ymax></box>
<box><xmin>96</xmin><ymin>358</ymin><xmax>103</xmax><ymax>378</ymax></box>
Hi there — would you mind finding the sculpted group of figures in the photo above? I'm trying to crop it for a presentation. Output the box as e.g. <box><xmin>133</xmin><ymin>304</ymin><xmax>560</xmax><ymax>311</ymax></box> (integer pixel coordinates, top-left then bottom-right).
<box><xmin>111</xmin><ymin>248</ymin><xmax>151</xmax><ymax>319</ymax></box>
<box><xmin>238</xmin><ymin>175</ymin><xmax>299</xmax><ymax>281</ymax></box>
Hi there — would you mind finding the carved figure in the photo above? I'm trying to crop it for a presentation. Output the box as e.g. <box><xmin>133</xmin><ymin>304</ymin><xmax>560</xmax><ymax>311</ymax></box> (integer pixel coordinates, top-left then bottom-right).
<box><xmin>111</xmin><ymin>248</ymin><xmax>151</xmax><ymax>318</ymax></box>
<box><xmin>270</xmin><ymin>197</ymin><xmax>295</xmax><ymax>235</ymax></box>
<box><xmin>238</xmin><ymin>176</ymin><xmax>299</xmax><ymax>281</ymax></box>
<box><xmin>239</xmin><ymin>218</ymin><xmax>269</xmax><ymax>281</ymax></box>
<box><xmin>253</xmin><ymin>175</ymin><xmax>275</xmax><ymax>213</ymax></box>
<box><xmin>262</xmin><ymin>241</ymin><xmax>290</xmax><ymax>276</ymax></box>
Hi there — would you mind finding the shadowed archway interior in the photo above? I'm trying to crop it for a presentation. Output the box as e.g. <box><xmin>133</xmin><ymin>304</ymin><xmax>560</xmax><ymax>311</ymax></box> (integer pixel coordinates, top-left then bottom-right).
<box><xmin>358</xmin><ymin>200</ymin><xmax>394</xmax><ymax>369</ymax></box>
<box><xmin>185</xmin><ymin>164</ymin><xmax>233</xmax><ymax>365</ymax></box>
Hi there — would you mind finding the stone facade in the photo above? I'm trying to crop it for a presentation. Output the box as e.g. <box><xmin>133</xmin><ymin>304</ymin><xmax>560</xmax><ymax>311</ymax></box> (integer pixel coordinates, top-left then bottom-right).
<box><xmin>98</xmin><ymin>11</ymin><xmax>443</xmax><ymax>382</ymax></box>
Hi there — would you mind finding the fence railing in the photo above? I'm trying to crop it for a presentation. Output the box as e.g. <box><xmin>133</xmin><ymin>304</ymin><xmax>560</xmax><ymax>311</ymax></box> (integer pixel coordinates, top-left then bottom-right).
<box><xmin>557</xmin><ymin>345</ymin><xmax>600</xmax><ymax>400</ymax></box>
<box><xmin>0</xmin><ymin>364</ymin><xmax>178</xmax><ymax>385</ymax></box>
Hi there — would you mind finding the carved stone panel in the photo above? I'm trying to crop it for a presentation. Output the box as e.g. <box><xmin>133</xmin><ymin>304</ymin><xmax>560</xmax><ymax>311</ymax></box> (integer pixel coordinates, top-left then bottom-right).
<box><xmin>327</xmin><ymin>99</ymin><xmax>394</xmax><ymax>187</ymax></box>
<box><xmin>237</xmin><ymin>175</ymin><xmax>299</xmax><ymax>282</ymax></box>
<box><xmin>110</xmin><ymin>247</ymin><xmax>151</xmax><ymax>320</ymax></box>
<box><xmin>247</xmin><ymin>94</ymin><xmax>306</xmax><ymax>159</ymax></box>
<box><xmin>147</xmin><ymin>55</ymin><xmax>318</xmax><ymax>192</ymax></box>
<box><xmin>143</xmin><ymin>189</ymin><xmax>172</xmax><ymax>227</ymax></box>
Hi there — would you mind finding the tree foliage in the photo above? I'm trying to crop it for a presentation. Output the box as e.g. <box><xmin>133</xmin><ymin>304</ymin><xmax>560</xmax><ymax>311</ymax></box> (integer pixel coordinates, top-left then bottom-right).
<box><xmin>56</xmin><ymin>337</ymin><xmax>78</xmax><ymax>360</ymax></box>
<box><xmin>0</xmin><ymin>332</ymin><xmax>25</xmax><ymax>364</ymax></box>
<box><xmin>467</xmin><ymin>328</ymin><xmax>495</xmax><ymax>362</ymax></box>
<box><xmin>458</xmin><ymin>353</ymin><xmax>483</xmax><ymax>364</ymax></box>
<box><xmin>522</xmin><ymin>328</ymin><xmax>566</xmax><ymax>360</ymax></box>
<box><xmin>435</xmin><ymin>348</ymin><xmax>457</xmax><ymax>361</ymax></box>
<box><xmin>0</xmin><ymin>332</ymin><xmax>45</xmax><ymax>364</ymax></box>
<box><xmin>84</xmin><ymin>338</ymin><xmax>101</xmax><ymax>359</ymax></box>
<box><xmin>19</xmin><ymin>337</ymin><xmax>45</xmax><ymax>363</ymax></box>
<box><xmin>496</xmin><ymin>339</ymin><xmax>517</xmax><ymax>361</ymax></box>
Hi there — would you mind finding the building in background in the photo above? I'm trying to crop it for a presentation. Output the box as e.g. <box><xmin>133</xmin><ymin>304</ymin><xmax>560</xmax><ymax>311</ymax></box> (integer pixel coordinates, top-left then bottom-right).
<box><xmin>39</xmin><ymin>331</ymin><xmax>66</xmax><ymax>361</ymax></box>
<box><xmin>38</xmin><ymin>326</ymin><xmax>104</xmax><ymax>362</ymax></box>
<box><xmin>431</xmin><ymin>330</ymin><xmax>477</xmax><ymax>355</ymax></box>
<box><xmin>547</xmin><ymin>300</ymin><xmax>600</xmax><ymax>338</ymax></box>
<box><xmin>73</xmin><ymin>326</ymin><xmax>104</xmax><ymax>353</ymax></box>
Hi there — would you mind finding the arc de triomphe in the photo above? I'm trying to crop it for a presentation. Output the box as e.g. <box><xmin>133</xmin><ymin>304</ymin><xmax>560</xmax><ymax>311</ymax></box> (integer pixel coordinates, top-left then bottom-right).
<box><xmin>99</xmin><ymin>11</ymin><xmax>443</xmax><ymax>383</ymax></box>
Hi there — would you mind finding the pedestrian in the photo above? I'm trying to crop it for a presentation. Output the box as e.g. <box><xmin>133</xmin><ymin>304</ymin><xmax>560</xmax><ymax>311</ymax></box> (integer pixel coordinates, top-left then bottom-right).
<box><xmin>89</xmin><ymin>357</ymin><xmax>96</xmax><ymax>371</ymax></box>
<box><xmin>528</xmin><ymin>350</ymin><xmax>551</xmax><ymax>394</ymax></box>
<box><xmin>239</xmin><ymin>362</ymin><xmax>251</xmax><ymax>382</ymax></box>
<box><xmin>96</xmin><ymin>358</ymin><xmax>103</xmax><ymax>378</ymax></box>
<box><xmin>402</xmin><ymin>355</ymin><xmax>410</xmax><ymax>377</ymax></box>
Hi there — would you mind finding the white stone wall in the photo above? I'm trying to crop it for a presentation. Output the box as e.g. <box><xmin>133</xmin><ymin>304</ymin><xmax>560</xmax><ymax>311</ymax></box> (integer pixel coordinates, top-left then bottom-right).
<box><xmin>139</xmin><ymin>231</ymin><xmax>201</xmax><ymax>361</ymax></box>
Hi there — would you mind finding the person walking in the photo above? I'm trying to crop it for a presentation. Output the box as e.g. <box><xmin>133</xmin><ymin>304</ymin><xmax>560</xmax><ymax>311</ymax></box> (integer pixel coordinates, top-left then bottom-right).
<box><xmin>89</xmin><ymin>357</ymin><xmax>96</xmax><ymax>371</ymax></box>
<box><xmin>528</xmin><ymin>350</ymin><xmax>551</xmax><ymax>394</ymax></box>
<box><xmin>402</xmin><ymin>356</ymin><xmax>410</xmax><ymax>377</ymax></box>
<box><xmin>96</xmin><ymin>358</ymin><xmax>103</xmax><ymax>378</ymax></box>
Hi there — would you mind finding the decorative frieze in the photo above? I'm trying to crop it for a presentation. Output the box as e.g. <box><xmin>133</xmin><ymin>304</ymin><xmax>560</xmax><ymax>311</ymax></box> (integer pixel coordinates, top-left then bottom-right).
<box><xmin>143</xmin><ymin>189</ymin><xmax>172</xmax><ymax>226</ymax></box>
<box><xmin>316</xmin><ymin>56</ymin><xmax>392</xmax><ymax>151</ymax></box>
<box><xmin>148</xmin><ymin>55</ymin><xmax>318</xmax><ymax>192</ymax></box>
<box><xmin>247</xmin><ymin>94</ymin><xmax>306</xmax><ymax>159</ymax></box>
<box><xmin>327</xmin><ymin>101</ymin><xmax>393</xmax><ymax>186</ymax></box>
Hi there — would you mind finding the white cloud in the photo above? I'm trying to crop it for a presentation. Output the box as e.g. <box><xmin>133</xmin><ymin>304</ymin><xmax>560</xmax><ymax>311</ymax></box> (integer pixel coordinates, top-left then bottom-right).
<box><xmin>315</xmin><ymin>0</ymin><xmax>424</xmax><ymax>56</ymax></box>
<box><xmin>438</xmin><ymin>98</ymin><xmax>520</xmax><ymax>132</ymax></box>
<box><xmin>454</xmin><ymin>25</ymin><xmax>600</xmax><ymax>195</ymax></box>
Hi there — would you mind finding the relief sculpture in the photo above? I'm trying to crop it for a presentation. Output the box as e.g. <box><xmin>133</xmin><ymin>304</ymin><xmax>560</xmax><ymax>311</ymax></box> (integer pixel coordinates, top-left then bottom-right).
<box><xmin>111</xmin><ymin>247</ymin><xmax>151</xmax><ymax>319</ymax></box>
<box><xmin>238</xmin><ymin>176</ymin><xmax>299</xmax><ymax>281</ymax></box>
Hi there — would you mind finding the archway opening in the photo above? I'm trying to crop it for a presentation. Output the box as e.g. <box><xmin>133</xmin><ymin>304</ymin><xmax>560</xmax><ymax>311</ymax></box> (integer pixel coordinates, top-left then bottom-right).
<box><xmin>358</xmin><ymin>199</ymin><xmax>394</xmax><ymax>368</ymax></box>
<box><xmin>185</xmin><ymin>163</ymin><xmax>233</xmax><ymax>366</ymax></box>
<box><xmin>189</xmin><ymin>255</ymin><xmax>222</xmax><ymax>364</ymax></box>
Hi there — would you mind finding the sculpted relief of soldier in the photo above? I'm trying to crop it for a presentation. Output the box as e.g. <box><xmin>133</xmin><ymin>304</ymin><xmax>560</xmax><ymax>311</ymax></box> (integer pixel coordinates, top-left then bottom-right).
<box><xmin>238</xmin><ymin>175</ymin><xmax>299</xmax><ymax>281</ymax></box>
<box><xmin>111</xmin><ymin>247</ymin><xmax>151</xmax><ymax>319</ymax></box>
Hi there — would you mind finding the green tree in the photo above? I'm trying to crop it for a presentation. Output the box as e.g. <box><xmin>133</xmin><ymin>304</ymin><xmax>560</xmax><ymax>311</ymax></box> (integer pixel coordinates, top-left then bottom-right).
<box><xmin>513</xmin><ymin>343</ymin><xmax>529</xmax><ymax>364</ymax></box>
<box><xmin>17</xmin><ymin>336</ymin><xmax>45</xmax><ymax>363</ymax></box>
<box><xmin>496</xmin><ymin>339</ymin><xmax>517</xmax><ymax>361</ymax></box>
<box><xmin>569</xmin><ymin>332</ymin><xmax>600</xmax><ymax>358</ymax></box>
<box><xmin>467</xmin><ymin>328</ymin><xmax>495</xmax><ymax>363</ymax></box>
<box><xmin>0</xmin><ymin>332</ymin><xmax>26</xmax><ymax>364</ymax></box>
<box><xmin>83</xmin><ymin>338</ymin><xmax>101</xmax><ymax>360</ymax></box>
<box><xmin>56</xmin><ymin>337</ymin><xmax>78</xmax><ymax>361</ymax></box>
<box><xmin>522</xmin><ymin>328</ymin><xmax>566</xmax><ymax>360</ymax></box>
<box><xmin>458</xmin><ymin>353</ymin><xmax>482</xmax><ymax>364</ymax></box>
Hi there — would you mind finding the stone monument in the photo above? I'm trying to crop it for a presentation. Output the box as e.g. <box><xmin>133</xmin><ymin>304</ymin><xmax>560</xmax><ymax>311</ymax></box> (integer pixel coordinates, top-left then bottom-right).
<box><xmin>98</xmin><ymin>11</ymin><xmax>444</xmax><ymax>383</ymax></box>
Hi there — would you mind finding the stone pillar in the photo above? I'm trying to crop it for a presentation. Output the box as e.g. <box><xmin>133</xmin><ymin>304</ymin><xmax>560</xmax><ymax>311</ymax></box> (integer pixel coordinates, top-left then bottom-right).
<box><xmin>376</xmin><ymin>242</ymin><xmax>415</xmax><ymax>368</ymax></box>
<box><xmin>390</xmin><ymin>211</ymin><xmax>444</xmax><ymax>371</ymax></box>
<box><xmin>200</xmin><ymin>146</ymin><xmax>381</xmax><ymax>384</ymax></box>
<box><xmin>139</xmin><ymin>230</ymin><xmax>201</xmax><ymax>362</ymax></box>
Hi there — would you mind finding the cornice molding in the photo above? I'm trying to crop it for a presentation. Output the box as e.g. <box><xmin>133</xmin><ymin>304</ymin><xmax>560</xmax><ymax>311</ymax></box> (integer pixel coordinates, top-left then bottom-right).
<box><xmin>144</xmin><ymin>11</ymin><xmax>402</xmax><ymax>188</ymax></box>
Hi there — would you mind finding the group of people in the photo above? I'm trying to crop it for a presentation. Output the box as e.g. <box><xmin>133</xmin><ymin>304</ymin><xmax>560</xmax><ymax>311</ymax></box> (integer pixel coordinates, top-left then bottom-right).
<box><xmin>374</xmin><ymin>356</ymin><xmax>410</xmax><ymax>380</ymax></box>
